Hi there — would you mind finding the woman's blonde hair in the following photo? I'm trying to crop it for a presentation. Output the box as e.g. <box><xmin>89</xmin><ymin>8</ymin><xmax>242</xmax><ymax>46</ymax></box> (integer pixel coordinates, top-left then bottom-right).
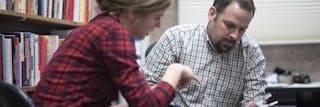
<box><xmin>96</xmin><ymin>0</ymin><xmax>171</xmax><ymax>17</ymax></box>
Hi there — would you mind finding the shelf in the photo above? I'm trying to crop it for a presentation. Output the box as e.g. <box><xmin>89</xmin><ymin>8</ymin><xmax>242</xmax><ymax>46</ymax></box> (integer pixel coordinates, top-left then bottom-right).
<box><xmin>0</xmin><ymin>10</ymin><xmax>84</xmax><ymax>34</ymax></box>
<box><xmin>19</xmin><ymin>86</ymin><xmax>35</xmax><ymax>92</ymax></box>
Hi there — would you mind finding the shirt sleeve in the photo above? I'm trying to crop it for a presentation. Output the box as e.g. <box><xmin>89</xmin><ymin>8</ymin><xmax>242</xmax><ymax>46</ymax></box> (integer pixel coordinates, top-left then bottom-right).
<box><xmin>141</xmin><ymin>30</ymin><xmax>180</xmax><ymax>86</ymax></box>
<box><xmin>241</xmin><ymin>45</ymin><xmax>271</xmax><ymax>106</ymax></box>
<box><xmin>98</xmin><ymin>27</ymin><xmax>175</xmax><ymax>107</ymax></box>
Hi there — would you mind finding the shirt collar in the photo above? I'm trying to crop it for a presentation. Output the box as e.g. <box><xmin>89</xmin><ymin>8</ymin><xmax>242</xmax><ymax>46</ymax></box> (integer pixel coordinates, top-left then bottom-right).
<box><xmin>203</xmin><ymin>21</ymin><xmax>215</xmax><ymax>49</ymax></box>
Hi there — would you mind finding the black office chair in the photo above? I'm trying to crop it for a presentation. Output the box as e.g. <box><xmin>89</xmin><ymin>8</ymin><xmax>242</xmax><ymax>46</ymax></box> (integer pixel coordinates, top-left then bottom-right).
<box><xmin>0</xmin><ymin>82</ymin><xmax>35</xmax><ymax>107</ymax></box>
<box><xmin>145</xmin><ymin>42</ymin><xmax>157</xmax><ymax>57</ymax></box>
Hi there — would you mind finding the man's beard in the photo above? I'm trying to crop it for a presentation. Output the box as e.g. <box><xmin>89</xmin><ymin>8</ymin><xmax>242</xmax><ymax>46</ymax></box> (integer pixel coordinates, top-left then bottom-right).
<box><xmin>213</xmin><ymin>39</ymin><xmax>236</xmax><ymax>54</ymax></box>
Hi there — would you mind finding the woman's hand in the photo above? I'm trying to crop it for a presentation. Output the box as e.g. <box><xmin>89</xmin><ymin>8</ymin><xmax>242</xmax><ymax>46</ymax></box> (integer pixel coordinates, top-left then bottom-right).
<box><xmin>161</xmin><ymin>63</ymin><xmax>200</xmax><ymax>89</ymax></box>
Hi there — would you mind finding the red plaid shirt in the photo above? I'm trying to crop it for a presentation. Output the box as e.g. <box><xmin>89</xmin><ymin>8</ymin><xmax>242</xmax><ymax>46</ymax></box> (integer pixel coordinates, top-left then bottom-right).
<box><xmin>32</xmin><ymin>13</ymin><xmax>174</xmax><ymax>107</ymax></box>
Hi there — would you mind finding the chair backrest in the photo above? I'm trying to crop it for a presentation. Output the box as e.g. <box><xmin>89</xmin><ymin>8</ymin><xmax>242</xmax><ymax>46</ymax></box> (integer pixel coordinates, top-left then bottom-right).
<box><xmin>0</xmin><ymin>82</ymin><xmax>35</xmax><ymax>107</ymax></box>
<box><xmin>145</xmin><ymin>42</ymin><xmax>157</xmax><ymax>58</ymax></box>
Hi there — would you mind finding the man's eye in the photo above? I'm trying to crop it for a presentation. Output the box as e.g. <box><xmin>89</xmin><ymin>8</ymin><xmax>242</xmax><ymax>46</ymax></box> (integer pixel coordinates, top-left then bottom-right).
<box><xmin>225</xmin><ymin>22</ymin><xmax>234</xmax><ymax>28</ymax></box>
<box><xmin>239</xmin><ymin>28</ymin><xmax>246</xmax><ymax>33</ymax></box>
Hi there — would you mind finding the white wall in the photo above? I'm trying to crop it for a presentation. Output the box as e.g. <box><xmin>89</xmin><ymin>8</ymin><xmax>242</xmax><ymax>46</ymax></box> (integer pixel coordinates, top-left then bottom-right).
<box><xmin>178</xmin><ymin>0</ymin><xmax>320</xmax><ymax>44</ymax></box>
<box><xmin>178</xmin><ymin>0</ymin><xmax>212</xmax><ymax>24</ymax></box>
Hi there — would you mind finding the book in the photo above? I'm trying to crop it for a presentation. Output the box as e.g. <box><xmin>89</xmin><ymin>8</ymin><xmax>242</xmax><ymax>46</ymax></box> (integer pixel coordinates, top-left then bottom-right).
<box><xmin>0</xmin><ymin>0</ymin><xmax>6</xmax><ymax>10</ymax></box>
<box><xmin>52</xmin><ymin>0</ymin><xmax>63</xmax><ymax>19</ymax></box>
<box><xmin>6</xmin><ymin>0</ymin><xmax>14</xmax><ymax>11</ymax></box>
<box><xmin>39</xmin><ymin>35</ymin><xmax>48</xmax><ymax>75</ymax></box>
<box><xmin>1</xmin><ymin>35</ymin><xmax>6</xmax><ymax>82</ymax></box>
<box><xmin>38</xmin><ymin>0</ymin><xmax>48</xmax><ymax>17</ymax></box>
<box><xmin>47</xmin><ymin>0</ymin><xmax>52</xmax><ymax>18</ymax></box>
<box><xmin>47</xmin><ymin>35</ymin><xmax>59</xmax><ymax>62</ymax></box>
<box><xmin>21</xmin><ymin>0</ymin><xmax>26</xmax><ymax>13</ymax></box>
<box><xmin>14</xmin><ymin>36</ymin><xmax>20</xmax><ymax>86</ymax></box>
<box><xmin>73</xmin><ymin>0</ymin><xmax>80</xmax><ymax>22</ymax></box>
<box><xmin>28</xmin><ymin>33</ymin><xmax>34</xmax><ymax>86</ymax></box>
<box><xmin>14</xmin><ymin>32</ymin><xmax>24</xmax><ymax>86</ymax></box>
<box><xmin>33</xmin><ymin>34</ymin><xmax>40</xmax><ymax>85</ymax></box>
<box><xmin>0</xmin><ymin>34</ymin><xmax>3</xmax><ymax>81</ymax></box>
<box><xmin>26</xmin><ymin>0</ymin><xmax>32</xmax><ymax>14</ymax></box>
<box><xmin>31</xmin><ymin>0</ymin><xmax>38</xmax><ymax>15</ymax></box>
<box><xmin>4</xmin><ymin>32</ymin><xmax>24</xmax><ymax>86</ymax></box>
<box><xmin>64</xmin><ymin>0</ymin><xmax>73</xmax><ymax>21</ymax></box>
<box><xmin>13</xmin><ymin>0</ymin><xmax>19</xmax><ymax>12</ymax></box>
<box><xmin>3</xmin><ymin>35</ymin><xmax>14</xmax><ymax>84</ymax></box>
<box><xmin>79</xmin><ymin>0</ymin><xmax>88</xmax><ymax>23</ymax></box>
<box><xmin>23</xmin><ymin>33</ymin><xmax>30</xmax><ymax>86</ymax></box>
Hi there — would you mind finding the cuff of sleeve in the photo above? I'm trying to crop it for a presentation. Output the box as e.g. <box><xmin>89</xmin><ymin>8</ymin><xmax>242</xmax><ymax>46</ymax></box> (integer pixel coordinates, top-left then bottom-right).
<box><xmin>157</xmin><ymin>81</ymin><xmax>175</xmax><ymax>102</ymax></box>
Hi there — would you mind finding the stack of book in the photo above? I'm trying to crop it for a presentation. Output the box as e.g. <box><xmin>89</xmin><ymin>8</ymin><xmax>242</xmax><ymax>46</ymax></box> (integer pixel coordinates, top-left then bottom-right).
<box><xmin>0</xmin><ymin>0</ymin><xmax>100</xmax><ymax>23</ymax></box>
<box><xmin>0</xmin><ymin>32</ymin><xmax>63</xmax><ymax>87</ymax></box>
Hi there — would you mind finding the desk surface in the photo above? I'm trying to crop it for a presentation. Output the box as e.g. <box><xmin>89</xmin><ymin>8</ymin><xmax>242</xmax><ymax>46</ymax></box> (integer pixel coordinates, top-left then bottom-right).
<box><xmin>266</xmin><ymin>82</ymin><xmax>320</xmax><ymax>107</ymax></box>
<box><xmin>267</xmin><ymin>82</ymin><xmax>320</xmax><ymax>88</ymax></box>
<box><xmin>267</xmin><ymin>82</ymin><xmax>320</xmax><ymax>92</ymax></box>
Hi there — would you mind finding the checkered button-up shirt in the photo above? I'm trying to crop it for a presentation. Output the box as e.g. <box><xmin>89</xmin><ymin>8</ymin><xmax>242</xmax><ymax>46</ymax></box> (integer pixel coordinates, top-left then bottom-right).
<box><xmin>142</xmin><ymin>22</ymin><xmax>270</xmax><ymax>107</ymax></box>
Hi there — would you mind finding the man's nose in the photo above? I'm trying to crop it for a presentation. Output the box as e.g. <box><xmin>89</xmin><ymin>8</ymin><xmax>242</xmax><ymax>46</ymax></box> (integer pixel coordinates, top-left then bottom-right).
<box><xmin>230</xmin><ymin>30</ymin><xmax>242</xmax><ymax>40</ymax></box>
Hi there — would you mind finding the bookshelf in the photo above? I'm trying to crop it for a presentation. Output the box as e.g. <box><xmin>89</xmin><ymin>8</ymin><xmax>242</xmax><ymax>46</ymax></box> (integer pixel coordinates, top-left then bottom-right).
<box><xmin>0</xmin><ymin>10</ymin><xmax>84</xmax><ymax>93</ymax></box>
<box><xmin>0</xmin><ymin>10</ymin><xmax>84</xmax><ymax>34</ymax></box>
<box><xmin>19</xmin><ymin>86</ymin><xmax>35</xmax><ymax>92</ymax></box>
<box><xmin>19</xmin><ymin>86</ymin><xmax>35</xmax><ymax>96</ymax></box>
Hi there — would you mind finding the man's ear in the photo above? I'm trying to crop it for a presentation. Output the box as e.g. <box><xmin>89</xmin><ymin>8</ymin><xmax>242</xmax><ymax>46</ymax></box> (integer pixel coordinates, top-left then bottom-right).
<box><xmin>208</xmin><ymin>6</ymin><xmax>217</xmax><ymax>21</ymax></box>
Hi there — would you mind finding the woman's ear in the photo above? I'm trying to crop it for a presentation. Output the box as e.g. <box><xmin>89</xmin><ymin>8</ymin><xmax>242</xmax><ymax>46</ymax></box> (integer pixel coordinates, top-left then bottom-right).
<box><xmin>127</xmin><ymin>10</ymin><xmax>135</xmax><ymax>21</ymax></box>
<box><xmin>127</xmin><ymin>10</ymin><xmax>141</xmax><ymax>23</ymax></box>
<box><xmin>208</xmin><ymin>6</ymin><xmax>217</xmax><ymax>21</ymax></box>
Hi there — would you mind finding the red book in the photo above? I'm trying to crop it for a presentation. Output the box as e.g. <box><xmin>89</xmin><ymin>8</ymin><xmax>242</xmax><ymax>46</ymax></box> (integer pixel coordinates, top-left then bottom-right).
<box><xmin>15</xmin><ymin>37</ymin><xmax>21</xmax><ymax>86</ymax></box>
<box><xmin>84</xmin><ymin>0</ymin><xmax>89</xmax><ymax>23</ymax></box>
<box><xmin>39</xmin><ymin>36</ymin><xmax>48</xmax><ymax>75</ymax></box>
<box><xmin>65</xmin><ymin>0</ymin><xmax>74</xmax><ymax>21</ymax></box>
